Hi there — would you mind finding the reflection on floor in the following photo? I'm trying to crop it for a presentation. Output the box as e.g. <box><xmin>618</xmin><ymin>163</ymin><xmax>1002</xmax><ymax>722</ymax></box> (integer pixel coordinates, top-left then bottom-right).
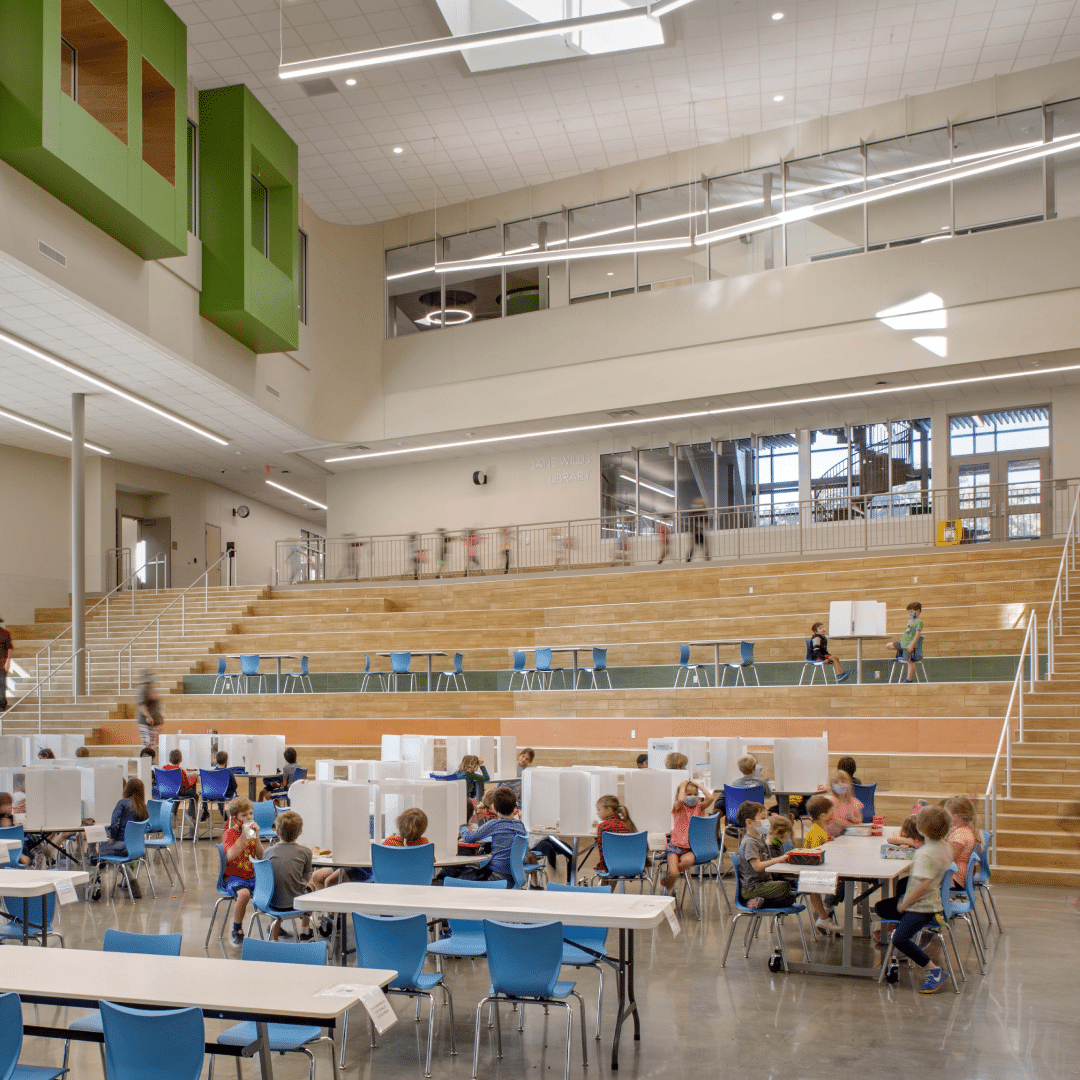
<box><xmin>12</xmin><ymin>841</ymin><xmax>1078</xmax><ymax>1080</ymax></box>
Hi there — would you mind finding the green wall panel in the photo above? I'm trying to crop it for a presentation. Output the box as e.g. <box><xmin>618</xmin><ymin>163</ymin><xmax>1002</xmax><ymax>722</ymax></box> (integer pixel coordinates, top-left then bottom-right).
<box><xmin>198</xmin><ymin>84</ymin><xmax>299</xmax><ymax>354</ymax></box>
<box><xmin>0</xmin><ymin>0</ymin><xmax>187</xmax><ymax>260</ymax></box>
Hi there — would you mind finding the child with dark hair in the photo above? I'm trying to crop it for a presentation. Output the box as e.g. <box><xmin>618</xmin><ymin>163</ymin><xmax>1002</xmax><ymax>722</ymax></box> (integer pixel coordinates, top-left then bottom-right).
<box><xmin>736</xmin><ymin>801</ymin><xmax>794</xmax><ymax>910</ymax></box>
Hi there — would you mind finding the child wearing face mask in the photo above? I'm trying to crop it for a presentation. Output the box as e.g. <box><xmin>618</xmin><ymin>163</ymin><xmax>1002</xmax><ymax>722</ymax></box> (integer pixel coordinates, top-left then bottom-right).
<box><xmin>824</xmin><ymin>770</ymin><xmax>865</xmax><ymax>838</ymax></box>
<box><xmin>736</xmin><ymin>801</ymin><xmax>794</xmax><ymax>909</ymax></box>
<box><xmin>660</xmin><ymin>780</ymin><xmax>719</xmax><ymax>889</ymax></box>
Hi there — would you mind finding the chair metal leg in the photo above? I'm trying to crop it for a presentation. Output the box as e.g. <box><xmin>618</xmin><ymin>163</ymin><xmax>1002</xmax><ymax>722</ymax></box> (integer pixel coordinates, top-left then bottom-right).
<box><xmin>721</xmin><ymin>913</ymin><xmax>746</xmax><ymax>966</ymax></box>
<box><xmin>472</xmin><ymin>996</ymin><xmax>491</xmax><ymax>1077</ymax></box>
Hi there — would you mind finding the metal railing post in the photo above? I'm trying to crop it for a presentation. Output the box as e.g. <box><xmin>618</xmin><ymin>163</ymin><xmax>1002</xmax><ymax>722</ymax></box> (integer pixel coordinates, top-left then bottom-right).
<box><xmin>182</xmin><ymin>593</ymin><xmax>185</xmax><ymax>636</ymax></box>
<box><xmin>156</xmin><ymin>619</ymin><xmax>160</xmax><ymax>663</ymax></box>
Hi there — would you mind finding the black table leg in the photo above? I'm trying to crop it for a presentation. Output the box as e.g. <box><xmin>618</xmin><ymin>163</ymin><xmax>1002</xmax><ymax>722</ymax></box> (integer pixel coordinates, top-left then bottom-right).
<box><xmin>22</xmin><ymin>897</ymin><xmax>29</xmax><ymax>947</ymax></box>
<box><xmin>610</xmin><ymin>928</ymin><xmax>640</xmax><ymax>1069</ymax></box>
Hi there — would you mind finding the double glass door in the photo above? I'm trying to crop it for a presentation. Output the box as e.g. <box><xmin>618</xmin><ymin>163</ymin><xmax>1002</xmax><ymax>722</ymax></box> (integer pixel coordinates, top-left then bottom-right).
<box><xmin>949</xmin><ymin>452</ymin><xmax>1050</xmax><ymax>542</ymax></box>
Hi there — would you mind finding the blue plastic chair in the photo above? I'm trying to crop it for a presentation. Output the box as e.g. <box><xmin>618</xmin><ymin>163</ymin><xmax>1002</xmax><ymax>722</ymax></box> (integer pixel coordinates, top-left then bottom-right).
<box><xmin>153</xmin><ymin>769</ymin><xmax>196</xmax><ymax>841</ymax></box>
<box><xmin>283</xmin><ymin>655</ymin><xmax>314</xmax><ymax>694</ymax></box>
<box><xmin>720</xmin><ymin>853</ymin><xmax>807</xmax><ymax>971</ymax></box>
<box><xmin>390</xmin><ymin>651</ymin><xmax>415</xmax><ymax>692</ymax></box>
<box><xmin>547</xmin><ymin>883</ymin><xmax>610</xmax><ymax>1040</ymax></box>
<box><xmin>195</xmin><ymin>769</ymin><xmax>234</xmax><ymax>844</ymax></box>
<box><xmin>145</xmin><ymin>800</ymin><xmax>184</xmax><ymax>892</ymax></box>
<box><xmin>211</xmin><ymin>656</ymin><xmax>236</xmax><ymax>694</ymax></box>
<box><xmin>0</xmin><ymin>991</ymin><xmax>69</xmax><ymax>1080</ymax></box>
<box><xmin>252</xmin><ymin>799</ymin><xmax>279</xmax><ymax>842</ymax></box>
<box><xmin>533</xmin><ymin>647</ymin><xmax>566</xmax><ymax>690</ymax></box>
<box><xmin>974</xmin><ymin>830</ymin><xmax>1002</xmax><ymax>933</ymax></box>
<box><xmin>509</xmin><ymin>834</ymin><xmax>547</xmax><ymax>889</ymax></box>
<box><xmin>508</xmin><ymin>649</ymin><xmax>533</xmax><ymax>691</ymax></box>
<box><xmin>427</xmin><ymin>878</ymin><xmax>506</xmax><ymax>967</ymax></box>
<box><xmin>64</xmin><ymin>930</ymin><xmax>183</xmax><ymax>1073</ymax></box>
<box><xmin>360</xmin><ymin>653</ymin><xmax>385</xmax><ymax>693</ymax></box>
<box><xmin>473</xmin><ymin>920</ymin><xmax>588</xmax><ymax>1080</ymax></box>
<box><xmin>674</xmin><ymin>644</ymin><xmax>709</xmax><ymax>687</ymax></box>
<box><xmin>0</xmin><ymin>893</ymin><xmax>63</xmax><ymax>947</ymax></box>
<box><xmin>354</xmin><ymin>913</ymin><xmax>456</xmax><ymax>1076</ymax></box>
<box><xmin>90</xmin><ymin>821</ymin><xmax>154</xmax><ymax>901</ymax></box>
<box><xmin>889</xmin><ymin>639</ymin><xmax>928</xmax><ymax>682</ymax></box>
<box><xmin>435</xmin><ymin>652</ymin><xmax>465</xmax><ymax>691</ymax></box>
<box><xmin>575</xmin><ymin>647</ymin><xmax>611</xmax><ymax>689</ymax></box>
<box><xmin>208</xmin><ymin>939</ymin><xmax>335</xmax><ymax>1080</ymax></box>
<box><xmin>853</xmin><ymin>782</ymin><xmax>877</xmax><ymax>822</ymax></box>
<box><xmin>590</xmin><ymin>830</ymin><xmax>649</xmax><ymax>892</ymax></box>
<box><xmin>947</xmin><ymin>855</ymin><xmax>988</xmax><ymax>973</ymax></box>
<box><xmin>247</xmin><ymin>858</ymin><xmax>308</xmax><ymax>940</ymax></box>
<box><xmin>240</xmin><ymin>653</ymin><xmax>265</xmax><ymax>693</ymax></box>
<box><xmin>721</xmin><ymin>641</ymin><xmax>760</xmax><ymax>686</ymax></box>
<box><xmin>99</xmin><ymin>999</ymin><xmax>204</xmax><ymax>1080</ymax></box>
<box><xmin>0</xmin><ymin>825</ymin><xmax>24</xmax><ymax>867</ymax></box>
<box><xmin>723</xmin><ymin>784</ymin><xmax>766</xmax><ymax>829</ymax></box>
<box><xmin>205</xmin><ymin>844</ymin><xmax>238</xmax><ymax>947</ymax></box>
<box><xmin>678</xmin><ymin>814</ymin><xmax>730</xmax><ymax>918</ymax></box>
<box><xmin>370</xmin><ymin>842</ymin><xmax>435</xmax><ymax>886</ymax></box>
<box><xmin>800</xmin><ymin>639</ymin><xmax>836</xmax><ymax>685</ymax></box>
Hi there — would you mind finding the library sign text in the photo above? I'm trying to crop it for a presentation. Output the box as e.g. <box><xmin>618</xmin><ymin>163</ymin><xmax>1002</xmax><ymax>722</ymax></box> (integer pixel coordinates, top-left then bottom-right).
<box><xmin>532</xmin><ymin>453</ymin><xmax>592</xmax><ymax>485</ymax></box>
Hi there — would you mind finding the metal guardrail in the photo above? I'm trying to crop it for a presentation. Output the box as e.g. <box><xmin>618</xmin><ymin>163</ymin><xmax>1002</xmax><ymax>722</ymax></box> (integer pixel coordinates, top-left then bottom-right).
<box><xmin>1</xmin><ymin>647</ymin><xmax>90</xmax><ymax>736</ymax></box>
<box><xmin>1046</xmin><ymin>485</ymin><xmax>1080</xmax><ymax>676</ymax></box>
<box><xmin>276</xmin><ymin>479</ymin><xmax>1079</xmax><ymax>584</ymax></box>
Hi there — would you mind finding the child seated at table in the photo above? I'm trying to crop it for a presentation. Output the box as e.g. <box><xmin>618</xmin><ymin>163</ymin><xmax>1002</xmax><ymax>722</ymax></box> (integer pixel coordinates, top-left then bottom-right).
<box><xmin>836</xmin><ymin>756</ymin><xmax>863</xmax><ymax>785</ymax></box>
<box><xmin>473</xmin><ymin>789</ymin><xmax>497</xmax><ymax>825</ymax></box>
<box><xmin>735</xmin><ymin>801</ymin><xmax>794</xmax><ymax>909</ymax></box>
<box><xmin>661</xmin><ymin>780</ymin><xmax>720</xmax><ymax>890</ymax></box>
<box><xmin>594</xmin><ymin>794</ymin><xmax>635</xmax><ymax>882</ymax></box>
<box><xmin>732</xmin><ymin>754</ymin><xmax>773</xmax><ymax>795</ymax></box>
<box><xmin>0</xmin><ymin>791</ymin><xmax>29</xmax><ymax>866</ymax></box>
<box><xmin>222</xmin><ymin>797</ymin><xmax>263</xmax><ymax>945</ymax></box>
<box><xmin>385</xmin><ymin>808</ymin><xmax>429</xmax><ymax>847</ymax></box>
<box><xmin>767</xmin><ymin>815</ymin><xmax>795</xmax><ymax>855</ymax></box>
<box><xmin>163</xmin><ymin>749</ymin><xmax>198</xmax><ymax>799</ymax></box>
<box><xmin>266</xmin><ymin>810</ymin><xmax>314</xmax><ymax>941</ymax></box>
<box><xmin>944</xmin><ymin>796</ymin><xmax>981</xmax><ymax>889</ymax></box>
<box><xmin>824</xmin><ymin>770</ymin><xmax>865</xmax><ymax>838</ymax></box>
<box><xmin>260</xmin><ymin>747</ymin><xmax>299</xmax><ymax>801</ymax></box>
<box><xmin>444</xmin><ymin>786</ymin><xmax>525</xmax><ymax>887</ymax></box>
<box><xmin>800</xmin><ymin>795</ymin><xmax>839</xmax><ymax>931</ymax></box>
<box><xmin>91</xmin><ymin>778</ymin><xmax>150</xmax><ymax>898</ymax></box>
<box><xmin>517</xmin><ymin>748</ymin><xmax>535</xmax><ymax>776</ymax></box>
<box><xmin>664</xmin><ymin>752</ymin><xmax>688</xmax><ymax>771</ymax></box>
<box><xmin>809</xmin><ymin>623</ymin><xmax>851</xmax><ymax>683</ymax></box>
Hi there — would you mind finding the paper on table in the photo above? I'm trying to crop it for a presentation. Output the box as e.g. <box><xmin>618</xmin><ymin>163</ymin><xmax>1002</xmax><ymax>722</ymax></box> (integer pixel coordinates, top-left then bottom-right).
<box><xmin>664</xmin><ymin>906</ymin><xmax>681</xmax><ymax>938</ymax></box>
<box><xmin>53</xmin><ymin>877</ymin><xmax>78</xmax><ymax>905</ymax></box>
<box><xmin>361</xmin><ymin>986</ymin><xmax>397</xmax><ymax>1034</ymax></box>
<box><xmin>84</xmin><ymin>824</ymin><xmax>109</xmax><ymax>844</ymax></box>
<box><xmin>798</xmin><ymin>869</ymin><xmax>839</xmax><ymax>895</ymax></box>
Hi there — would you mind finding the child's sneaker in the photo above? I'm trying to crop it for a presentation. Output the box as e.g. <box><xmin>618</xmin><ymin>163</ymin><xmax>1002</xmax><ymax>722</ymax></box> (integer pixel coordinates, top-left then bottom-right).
<box><xmin>836</xmin><ymin>671</ymin><xmax>852</xmax><ymax>683</ymax></box>
<box><xmin>816</xmin><ymin>917</ymin><xmax>841</xmax><ymax>935</ymax></box>
<box><xmin>230</xmin><ymin>927</ymin><xmax>244</xmax><ymax>946</ymax></box>
<box><xmin>918</xmin><ymin>968</ymin><xmax>949</xmax><ymax>994</ymax></box>
<box><xmin>298</xmin><ymin>928</ymin><xmax>314</xmax><ymax>942</ymax></box>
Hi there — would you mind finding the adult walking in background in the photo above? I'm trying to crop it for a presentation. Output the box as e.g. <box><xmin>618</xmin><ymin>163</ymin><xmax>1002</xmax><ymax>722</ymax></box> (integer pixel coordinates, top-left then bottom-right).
<box><xmin>0</xmin><ymin>615</ymin><xmax>11</xmax><ymax>712</ymax></box>
<box><xmin>136</xmin><ymin>671</ymin><xmax>163</xmax><ymax>753</ymax></box>
<box><xmin>686</xmin><ymin>498</ymin><xmax>709</xmax><ymax>562</ymax></box>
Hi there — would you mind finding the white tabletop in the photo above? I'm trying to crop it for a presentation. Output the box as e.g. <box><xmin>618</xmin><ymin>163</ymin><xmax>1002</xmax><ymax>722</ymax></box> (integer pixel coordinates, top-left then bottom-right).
<box><xmin>684</xmin><ymin>639</ymin><xmax>743</xmax><ymax>646</ymax></box>
<box><xmin>0</xmin><ymin>839</ymin><xmax>19</xmax><ymax>856</ymax></box>
<box><xmin>312</xmin><ymin>853</ymin><xmax>486</xmax><ymax>870</ymax></box>
<box><xmin>0</xmin><ymin>947</ymin><xmax>394</xmax><ymax>1020</ymax></box>
<box><xmin>770</xmin><ymin>836</ymin><xmax>910</xmax><ymax>881</ymax></box>
<box><xmin>533</xmin><ymin>646</ymin><xmax>608</xmax><ymax>653</ymax></box>
<box><xmin>376</xmin><ymin>650</ymin><xmax>446</xmax><ymax>657</ymax></box>
<box><xmin>295</xmin><ymin>881</ymin><xmax>675</xmax><ymax>931</ymax></box>
<box><xmin>0</xmin><ymin>868</ymin><xmax>89</xmax><ymax>896</ymax></box>
<box><xmin>222</xmin><ymin>653</ymin><xmax>298</xmax><ymax>659</ymax></box>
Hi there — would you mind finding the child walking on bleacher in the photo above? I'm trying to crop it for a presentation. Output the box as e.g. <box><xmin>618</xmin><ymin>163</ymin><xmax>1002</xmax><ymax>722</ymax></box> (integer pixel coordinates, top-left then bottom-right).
<box><xmin>887</xmin><ymin>601</ymin><xmax>924</xmax><ymax>683</ymax></box>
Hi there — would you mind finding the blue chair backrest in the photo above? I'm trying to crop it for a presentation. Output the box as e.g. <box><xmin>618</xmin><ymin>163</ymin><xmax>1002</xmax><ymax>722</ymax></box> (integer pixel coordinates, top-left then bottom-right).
<box><xmin>214</xmin><ymin>844</ymin><xmax>230</xmax><ymax>895</ymax></box>
<box><xmin>216</xmin><ymin>657</ymin><xmax>226</xmax><ymax>676</ymax></box>
<box><xmin>391</xmin><ymin>652</ymin><xmax>411</xmax><ymax>674</ymax></box>
<box><xmin>804</xmin><ymin>639</ymin><xmax>815</xmax><ymax>662</ymax></box>
<box><xmin>199</xmin><ymin>769</ymin><xmax>233</xmax><ymax>801</ymax></box>
<box><xmin>370</xmin><ymin>842</ymin><xmax>435</xmax><ymax>886</ymax></box>
<box><xmin>0</xmin><ymin>992</ymin><xmax>25</xmax><ymax>1079</ymax></box>
<box><xmin>852</xmin><ymin>782</ymin><xmax>876</xmax><ymax>821</ymax></box>
<box><xmin>687</xmin><ymin>814</ymin><xmax>721</xmax><ymax>862</ymax></box>
<box><xmin>154</xmin><ymin>768</ymin><xmax>183</xmax><ymax>800</ymax></box>
<box><xmin>592</xmin><ymin>647</ymin><xmax>607</xmax><ymax>670</ymax></box>
<box><xmin>600</xmin><ymin>830</ymin><xmax>647</xmax><ymax>878</ymax></box>
<box><xmin>724</xmin><ymin>784</ymin><xmax>765</xmax><ymax>823</ymax></box>
<box><xmin>939</xmin><ymin>862</ymin><xmax>960</xmax><ymax>918</ymax></box>
<box><xmin>483</xmin><ymin>919</ymin><xmax>563</xmax><ymax>999</ymax></box>
<box><xmin>353</xmin><ymin>912</ymin><xmax>428</xmax><ymax>990</ymax></box>
<box><xmin>509</xmin><ymin>834</ymin><xmax>530</xmax><ymax>889</ymax></box>
<box><xmin>739</xmin><ymin>641</ymin><xmax>755</xmax><ymax>666</ymax></box>
<box><xmin>453</xmin><ymin>652</ymin><xmax>463</xmax><ymax>673</ymax></box>
<box><xmin>961</xmin><ymin>847</ymin><xmax>980</xmax><ymax>901</ymax></box>
<box><xmin>123</xmin><ymin>820</ymin><xmax>148</xmax><ymax>859</ymax></box>
<box><xmin>535</xmin><ymin>647</ymin><xmax>552</xmax><ymax>671</ymax></box>
<box><xmin>252</xmin><ymin>801</ymin><xmax>276</xmax><ymax>831</ymax></box>
<box><xmin>2</xmin><ymin>892</ymin><xmax>55</xmax><ymax>931</ymax></box>
<box><xmin>300</xmin><ymin>655</ymin><xmax>309</xmax><ymax>675</ymax></box>
<box><xmin>443</xmin><ymin>877</ymin><xmax>506</xmax><ymax>934</ymax></box>
<box><xmin>512</xmin><ymin>650</ymin><xmax>526</xmax><ymax>672</ymax></box>
<box><xmin>104</xmin><ymin>928</ymin><xmax>182</xmax><ymax>956</ymax></box>
<box><xmin>251</xmin><ymin>858</ymin><xmax>278</xmax><ymax>912</ymax></box>
<box><xmin>364</xmin><ymin>653</ymin><xmax>372</xmax><ymax>673</ymax></box>
<box><xmin>975</xmin><ymin>830</ymin><xmax>992</xmax><ymax>884</ymax></box>
<box><xmin>546</xmin><ymin>883</ymin><xmax>609</xmax><ymax>951</ymax></box>
<box><xmin>242</xmin><ymin>937</ymin><xmax>327</xmax><ymax>965</ymax></box>
<box><xmin>679</xmin><ymin>644</ymin><xmax>690</xmax><ymax>666</ymax></box>
<box><xmin>240</xmin><ymin>654</ymin><xmax>260</xmax><ymax>676</ymax></box>
<box><xmin>0</xmin><ymin>825</ymin><xmax>23</xmax><ymax>867</ymax></box>
<box><xmin>100</xmin><ymin>999</ymin><xmax>205</xmax><ymax>1080</ymax></box>
<box><xmin>291</xmin><ymin>767</ymin><xmax>308</xmax><ymax>784</ymax></box>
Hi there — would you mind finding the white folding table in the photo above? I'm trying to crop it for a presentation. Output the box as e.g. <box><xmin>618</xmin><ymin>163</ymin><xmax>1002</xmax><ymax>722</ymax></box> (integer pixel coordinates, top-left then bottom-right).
<box><xmin>312</xmin><ymin>853</ymin><xmax>486</xmax><ymax>870</ymax></box>
<box><xmin>684</xmin><ymin>639</ymin><xmax>744</xmax><ymax>687</ymax></box>
<box><xmin>532</xmin><ymin>646</ymin><xmax>608</xmax><ymax>688</ymax></box>
<box><xmin>295</xmin><ymin>881</ymin><xmax>677</xmax><ymax>1069</ymax></box>
<box><xmin>0</xmin><ymin>868</ymin><xmax>89</xmax><ymax>946</ymax></box>
<box><xmin>824</xmin><ymin>634</ymin><xmax>892</xmax><ymax>684</ymax></box>
<box><xmin>0</xmin><ymin>946</ymin><xmax>395</xmax><ymax>1080</ymax></box>
<box><xmin>222</xmin><ymin>652</ymin><xmax>298</xmax><ymax>693</ymax></box>
<box><xmin>770</xmin><ymin>835</ymin><xmax>910</xmax><ymax>977</ymax></box>
<box><xmin>377</xmin><ymin>650</ymin><xmax>447</xmax><ymax>691</ymax></box>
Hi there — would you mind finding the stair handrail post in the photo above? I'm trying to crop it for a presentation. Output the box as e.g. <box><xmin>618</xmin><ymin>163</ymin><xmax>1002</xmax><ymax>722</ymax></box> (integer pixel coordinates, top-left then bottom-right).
<box><xmin>181</xmin><ymin>593</ymin><xmax>185</xmax><ymax>637</ymax></box>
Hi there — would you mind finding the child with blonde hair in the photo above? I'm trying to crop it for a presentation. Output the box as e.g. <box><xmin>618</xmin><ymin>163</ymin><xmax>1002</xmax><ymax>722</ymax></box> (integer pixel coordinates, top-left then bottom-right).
<box><xmin>664</xmin><ymin>752</ymin><xmax>688</xmax><ymax>771</ymax></box>
<box><xmin>801</xmin><ymin>795</ymin><xmax>840</xmax><ymax>933</ymax></box>
<box><xmin>222</xmin><ymin>797</ymin><xmax>263</xmax><ymax>945</ymax></box>
<box><xmin>767</xmin><ymin>815</ymin><xmax>794</xmax><ymax>855</ymax></box>
<box><xmin>661</xmin><ymin>780</ymin><xmax>719</xmax><ymax>890</ymax></box>
<box><xmin>594</xmin><ymin>795</ymin><xmax>635</xmax><ymax>879</ymax></box>
<box><xmin>385</xmin><ymin>808</ymin><xmax>429</xmax><ymax>847</ymax></box>
<box><xmin>824</xmin><ymin>770</ymin><xmax>865</xmax><ymax>838</ymax></box>
<box><xmin>944</xmin><ymin>796</ymin><xmax>980</xmax><ymax>888</ymax></box>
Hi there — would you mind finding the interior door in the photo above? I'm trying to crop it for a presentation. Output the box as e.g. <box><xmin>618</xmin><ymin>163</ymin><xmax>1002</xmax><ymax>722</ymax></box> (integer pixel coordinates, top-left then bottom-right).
<box><xmin>949</xmin><ymin>451</ymin><xmax>1051</xmax><ymax>542</ymax></box>
<box><xmin>205</xmin><ymin>524</ymin><xmax>222</xmax><ymax>587</ymax></box>
<box><xmin>137</xmin><ymin>518</ymin><xmax>171</xmax><ymax>588</ymax></box>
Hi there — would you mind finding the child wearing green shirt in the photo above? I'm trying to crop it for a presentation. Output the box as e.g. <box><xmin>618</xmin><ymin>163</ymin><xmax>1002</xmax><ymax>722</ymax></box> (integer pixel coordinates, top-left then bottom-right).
<box><xmin>889</xmin><ymin>602</ymin><xmax>924</xmax><ymax>684</ymax></box>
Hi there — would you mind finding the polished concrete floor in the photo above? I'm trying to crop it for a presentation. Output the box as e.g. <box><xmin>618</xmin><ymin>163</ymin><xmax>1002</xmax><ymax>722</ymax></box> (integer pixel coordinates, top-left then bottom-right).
<box><xmin>12</xmin><ymin>841</ymin><xmax>1078</xmax><ymax>1080</ymax></box>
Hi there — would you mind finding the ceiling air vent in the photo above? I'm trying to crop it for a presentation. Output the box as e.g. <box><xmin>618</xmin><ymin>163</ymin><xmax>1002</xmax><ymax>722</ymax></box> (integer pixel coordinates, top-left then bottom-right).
<box><xmin>265</xmin><ymin>383</ymin><xmax>281</xmax><ymax>399</ymax></box>
<box><xmin>38</xmin><ymin>241</ymin><xmax>67</xmax><ymax>267</ymax></box>
<box><xmin>300</xmin><ymin>79</ymin><xmax>340</xmax><ymax>98</ymax></box>
<box><xmin>344</xmin><ymin>444</ymin><xmax>369</xmax><ymax>451</ymax></box>
<box><xmin>608</xmin><ymin>409</ymin><xmax>638</xmax><ymax>419</ymax></box>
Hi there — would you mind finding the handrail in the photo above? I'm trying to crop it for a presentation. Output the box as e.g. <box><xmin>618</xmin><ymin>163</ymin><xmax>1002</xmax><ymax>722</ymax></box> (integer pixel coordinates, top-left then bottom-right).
<box><xmin>115</xmin><ymin>553</ymin><xmax>230</xmax><ymax>691</ymax></box>
<box><xmin>1045</xmin><ymin>485</ymin><xmax>1080</xmax><ymax>677</ymax></box>
<box><xmin>1</xmin><ymin>647</ymin><xmax>90</xmax><ymax>736</ymax></box>
<box><xmin>981</xmin><ymin>609</ymin><xmax>1038</xmax><ymax>866</ymax></box>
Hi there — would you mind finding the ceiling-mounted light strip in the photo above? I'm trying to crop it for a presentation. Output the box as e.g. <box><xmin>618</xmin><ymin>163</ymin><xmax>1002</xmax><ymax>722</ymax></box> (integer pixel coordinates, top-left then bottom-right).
<box><xmin>0</xmin><ymin>405</ymin><xmax>111</xmax><ymax>454</ymax></box>
<box><xmin>278</xmin><ymin>1</ymin><xmax>695</xmax><ymax>79</ymax></box>
<box><xmin>695</xmin><ymin>132</ymin><xmax>1080</xmax><ymax>246</ymax></box>
<box><xmin>325</xmin><ymin>361</ymin><xmax>1080</xmax><ymax>463</ymax></box>
<box><xmin>266</xmin><ymin>479</ymin><xmax>328</xmax><ymax>510</ymax></box>
<box><xmin>436</xmin><ymin>236</ymin><xmax>692</xmax><ymax>275</ymax></box>
<box><xmin>0</xmin><ymin>328</ymin><xmax>230</xmax><ymax>446</ymax></box>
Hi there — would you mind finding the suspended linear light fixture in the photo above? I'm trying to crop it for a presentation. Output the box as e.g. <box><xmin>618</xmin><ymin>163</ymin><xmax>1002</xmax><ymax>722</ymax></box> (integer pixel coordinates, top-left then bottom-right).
<box><xmin>0</xmin><ymin>405</ymin><xmax>111</xmax><ymax>454</ymax></box>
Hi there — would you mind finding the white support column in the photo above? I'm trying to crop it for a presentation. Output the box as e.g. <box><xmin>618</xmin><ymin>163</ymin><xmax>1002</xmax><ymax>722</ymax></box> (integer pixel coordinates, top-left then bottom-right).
<box><xmin>71</xmin><ymin>393</ymin><xmax>86</xmax><ymax>695</ymax></box>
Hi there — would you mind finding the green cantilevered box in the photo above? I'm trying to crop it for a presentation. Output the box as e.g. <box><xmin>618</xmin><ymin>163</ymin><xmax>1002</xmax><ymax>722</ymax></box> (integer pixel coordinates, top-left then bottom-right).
<box><xmin>0</xmin><ymin>0</ymin><xmax>187</xmax><ymax>260</ymax></box>
<box><xmin>198</xmin><ymin>85</ymin><xmax>299</xmax><ymax>354</ymax></box>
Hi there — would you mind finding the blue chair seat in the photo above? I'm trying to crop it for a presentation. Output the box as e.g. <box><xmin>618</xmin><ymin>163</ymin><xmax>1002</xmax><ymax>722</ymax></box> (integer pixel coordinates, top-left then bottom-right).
<box><xmin>427</xmin><ymin>932</ymin><xmax>486</xmax><ymax>957</ymax></box>
<box><xmin>215</xmin><ymin>1020</ymin><xmax>323</xmax><ymax>1050</ymax></box>
<box><xmin>492</xmin><ymin>979</ymin><xmax>577</xmax><ymax>1000</ymax></box>
<box><xmin>12</xmin><ymin>1067</ymin><xmax>68</xmax><ymax>1079</ymax></box>
<box><xmin>67</xmin><ymin>1013</ymin><xmax>103</xmax><ymax>1033</ymax></box>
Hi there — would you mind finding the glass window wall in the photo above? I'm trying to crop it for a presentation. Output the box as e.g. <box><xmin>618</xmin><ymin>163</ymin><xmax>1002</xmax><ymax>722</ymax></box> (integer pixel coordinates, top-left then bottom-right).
<box><xmin>708</xmin><ymin>166</ymin><xmax>782</xmax><ymax>279</ymax></box>
<box><xmin>1049</xmin><ymin>98</ymin><xmax>1080</xmax><ymax>221</ymax></box>
<box><xmin>949</xmin><ymin>408</ymin><xmax>1050</xmax><ymax>455</ymax></box>
<box><xmin>784</xmin><ymin>147</ymin><xmax>865</xmax><ymax>263</ymax></box>
<box><xmin>386</xmin><ymin>240</ymin><xmax>438</xmax><ymax>336</ymax></box>
<box><xmin>637</xmin><ymin>183</ymin><xmax>705</xmax><ymax>290</ymax></box>
<box><xmin>569</xmin><ymin>197</ymin><xmax>635</xmax><ymax>303</ymax></box>
<box><xmin>865</xmin><ymin>128</ymin><xmax>953</xmax><ymax>247</ymax></box>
